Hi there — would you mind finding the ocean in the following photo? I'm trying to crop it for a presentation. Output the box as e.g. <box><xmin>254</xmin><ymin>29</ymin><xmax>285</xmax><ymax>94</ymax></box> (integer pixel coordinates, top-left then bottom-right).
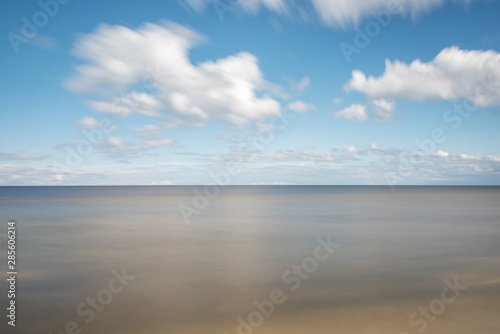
<box><xmin>0</xmin><ymin>186</ymin><xmax>499</xmax><ymax>334</ymax></box>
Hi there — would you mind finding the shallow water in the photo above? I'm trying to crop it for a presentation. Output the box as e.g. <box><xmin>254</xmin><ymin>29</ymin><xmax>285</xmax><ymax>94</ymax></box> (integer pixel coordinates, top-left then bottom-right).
<box><xmin>1</xmin><ymin>186</ymin><xmax>499</xmax><ymax>334</ymax></box>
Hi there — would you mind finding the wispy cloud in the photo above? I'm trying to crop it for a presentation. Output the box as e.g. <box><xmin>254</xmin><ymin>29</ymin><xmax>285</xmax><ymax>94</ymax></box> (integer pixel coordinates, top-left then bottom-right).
<box><xmin>288</xmin><ymin>76</ymin><xmax>311</xmax><ymax>93</ymax></box>
<box><xmin>183</xmin><ymin>0</ymin><xmax>479</xmax><ymax>27</ymax></box>
<box><xmin>0</xmin><ymin>151</ymin><xmax>47</xmax><ymax>161</ymax></box>
<box><xmin>101</xmin><ymin>136</ymin><xmax>177</xmax><ymax>161</ymax></box>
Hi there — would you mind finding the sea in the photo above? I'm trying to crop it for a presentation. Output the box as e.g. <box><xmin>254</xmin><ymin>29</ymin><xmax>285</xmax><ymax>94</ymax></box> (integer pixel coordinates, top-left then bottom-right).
<box><xmin>0</xmin><ymin>186</ymin><xmax>499</xmax><ymax>334</ymax></box>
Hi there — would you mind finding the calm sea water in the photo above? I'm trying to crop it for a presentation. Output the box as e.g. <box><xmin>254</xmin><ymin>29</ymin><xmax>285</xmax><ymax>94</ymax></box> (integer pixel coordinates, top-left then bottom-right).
<box><xmin>0</xmin><ymin>186</ymin><xmax>499</xmax><ymax>334</ymax></box>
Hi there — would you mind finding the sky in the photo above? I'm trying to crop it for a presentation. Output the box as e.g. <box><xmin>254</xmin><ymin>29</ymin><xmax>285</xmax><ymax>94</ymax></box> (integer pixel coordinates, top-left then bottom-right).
<box><xmin>1</xmin><ymin>0</ymin><xmax>500</xmax><ymax>185</ymax></box>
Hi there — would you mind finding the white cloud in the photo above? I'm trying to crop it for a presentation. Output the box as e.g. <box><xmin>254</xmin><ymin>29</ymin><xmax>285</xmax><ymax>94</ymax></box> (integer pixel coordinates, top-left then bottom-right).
<box><xmin>343</xmin><ymin>145</ymin><xmax>359</xmax><ymax>153</ymax></box>
<box><xmin>289</xmin><ymin>76</ymin><xmax>311</xmax><ymax>92</ymax></box>
<box><xmin>184</xmin><ymin>0</ymin><xmax>287</xmax><ymax>15</ymax></box>
<box><xmin>371</xmin><ymin>98</ymin><xmax>396</xmax><ymax>121</ymax></box>
<box><xmin>346</xmin><ymin>46</ymin><xmax>500</xmax><ymax>107</ymax></box>
<box><xmin>333</xmin><ymin>99</ymin><xmax>396</xmax><ymax>122</ymax></box>
<box><xmin>66</xmin><ymin>21</ymin><xmax>282</xmax><ymax>127</ymax></box>
<box><xmin>134</xmin><ymin>124</ymin><xmax>162</xmax><ymax>139</ymax></box>
<box><xmin>220</xmin><ymin>145</ymin><xmax>357</xmax><ymax>164</ymax></box>
<box><xmin>101</xmin><ymin>135</ymin><xmax>177</xmax><ymax>161</ymax></box>
<box><xmin>184</xmin><ymin>0</ymin><xmax>478</xmax><ymax>27</ymax></box>
<box><xmin>77</xmin><ymin>117</ymin><xmax>100</xmax><ymax>129</ymax></box>
<box><xmin>0</xmin><ymin>164</ymin><xmax>77</xmax><ymax>185</ymax></box>
<box><xmin>332</xmin><ymin>101</ymin><xmax>395</xmax><ymax>122</ymax></box>
<box><xmin>2</xmin><ymin>145</ymin><xmax>500</xmax><ymax>185</ymax></box>
<box><xmin>142</xmin><ymin>137</ymin><xmax>177</xmax><ymax>148</ymax></box>
<box><xmin>87</xmin><ymin>93</ymin><xmax>161</xmax><ymax>117</ymax></box>
<box><xmin>286</xmin><ymin>100</ymin><xmax>316</xmax><ymax>112</ymax></box>
<box><xmin>0</xmin><ymin>151</ymin><xmax>46</xmax><ymax>161</ymax></box>
<box><xmin>333</xmin><ymin>104</ymin><xmax>368</xmax><ymax>121</ymax></box>
<box><xmin>435</xmin><ymin>150</ymin><xmax>450</xmax><ymax>157</ymax></box>
<box><xmin>366</xmin><ymin>142</ymin><xmax>404</xmax><ymax>156</ymax></box>
<box><xmin>308</xmin><ymin>0</ymin><xmax>475</xmax><ymax>27</ymax></box>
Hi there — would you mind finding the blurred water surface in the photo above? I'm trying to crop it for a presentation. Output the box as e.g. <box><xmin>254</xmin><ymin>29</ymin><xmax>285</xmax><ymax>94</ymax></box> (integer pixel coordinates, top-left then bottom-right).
<box><xmin>0</xmin><ymin>186</ymin><xmax>499</xmax><ymax>334</ymax></box>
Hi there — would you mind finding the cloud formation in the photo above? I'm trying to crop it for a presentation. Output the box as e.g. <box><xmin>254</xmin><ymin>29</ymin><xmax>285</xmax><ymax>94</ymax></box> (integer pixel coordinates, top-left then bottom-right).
<box><xmin>333</xmin><ymin>99</ymin><xmax>396</xmax><ymax>122</ymax></box>
<box><xmin>333</xmin><ymin>104</ymin><xmax>369</xmax><ymax>121</ymax></box>
<box><xmin>371</xmin><ymin>98</ymin><xmax>396</xmax><ymax>121</ymax></box>
<box><xmin>101</xmin><ymin>136</ymin><xmax>177</xmax><ymax>160</ymax></box>
<box><xmin>185</xmin><ymin>0</ymin><xmax>287</xmax><ymax>15</ymax></box>
<box><xmin>183</xmin><ymin>0</ymin><xmax>478</xmax><ymax>27</ymax></box>
<box><xmin>0</xmin><ymin>151</ymin><xmax>46</xmax><ymax>161</ymax></box>
<box><xmin>308</xmin><ymin>0</ymin><xmax>475</xmax><ymax>26</ymax></box>
<box><xmin>346</xmin><ymin>46</ymin><xmax>500</xmax><ymax>106</ymax></box>
<box><xmin>286</xmin><ymin>100</ymin><xmax>316</xmax><ymax>112</ymax></box>
<box><xmin>76</xmin><ymin>117</ymin><xmax>100</xmax><ymax>129</ymax></box>
<box><xmin>66</xmin><ymin>21</ymin><xmax>282</xmax><ymax>127</ymax></box>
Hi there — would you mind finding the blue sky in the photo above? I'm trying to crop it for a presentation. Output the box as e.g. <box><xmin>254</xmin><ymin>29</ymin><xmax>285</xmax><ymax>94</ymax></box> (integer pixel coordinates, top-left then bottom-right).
<box><xmin>1</xmin><ymin>0</ymin><xmax>500</xmax><ymax>185</ymax></box>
